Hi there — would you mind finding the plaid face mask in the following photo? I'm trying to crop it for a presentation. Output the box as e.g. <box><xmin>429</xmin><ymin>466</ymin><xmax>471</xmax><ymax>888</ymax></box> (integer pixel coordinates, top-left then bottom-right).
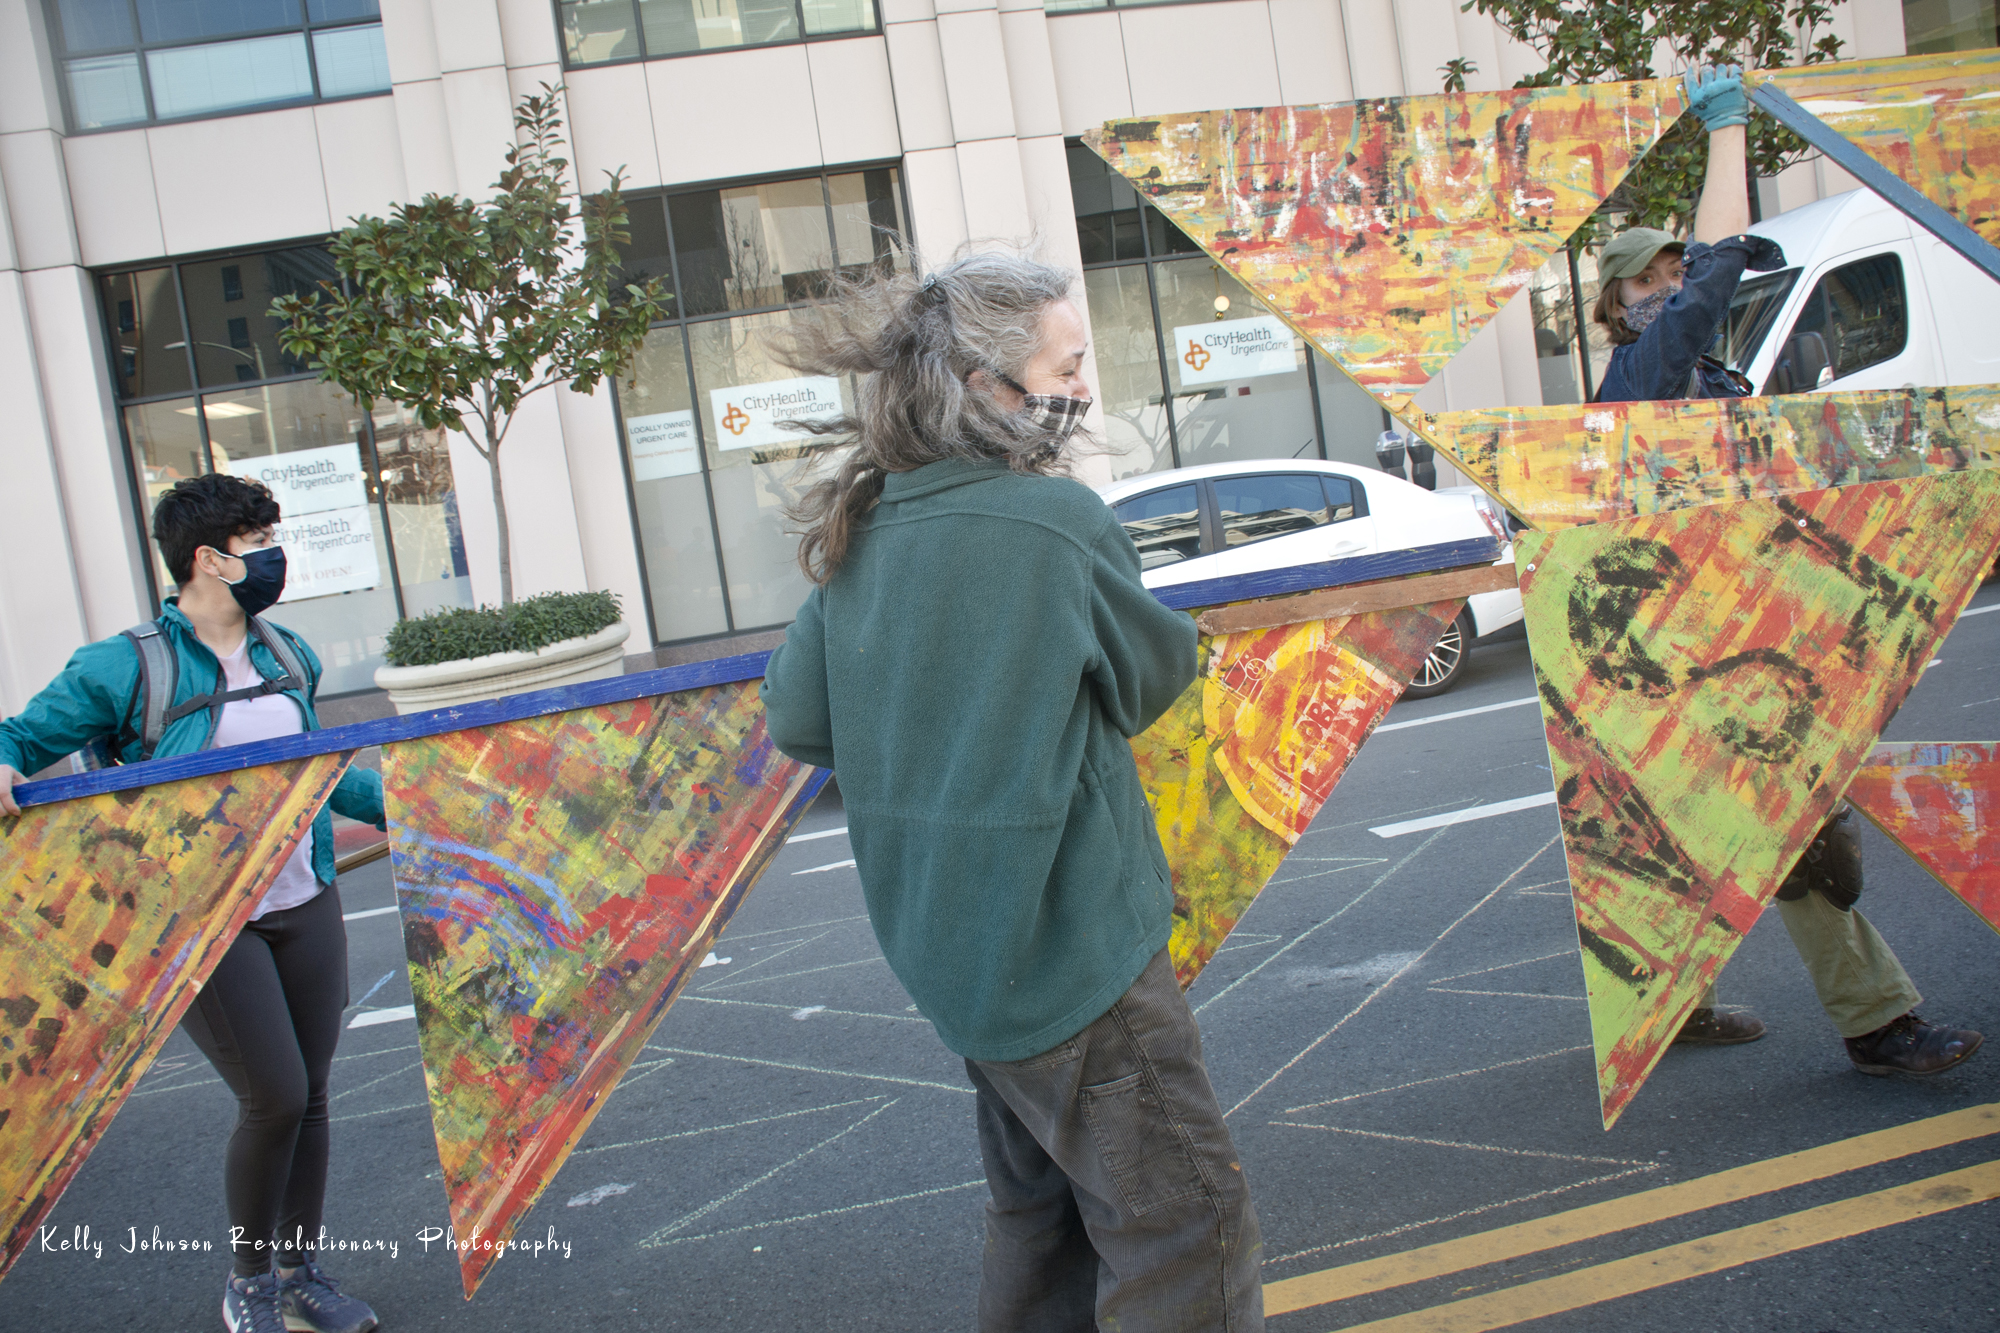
<box><xmin>998</xmin><ymin>373</ymin><xmax>1091</xmax><ymax>455</ymax></box>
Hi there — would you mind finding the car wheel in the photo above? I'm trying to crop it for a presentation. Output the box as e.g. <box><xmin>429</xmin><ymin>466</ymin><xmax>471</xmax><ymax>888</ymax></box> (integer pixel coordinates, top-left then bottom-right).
<box><xmin>1403</xmin><ymin>609</ymin><xmax>1473</xmax><ymax>699</ymax></box>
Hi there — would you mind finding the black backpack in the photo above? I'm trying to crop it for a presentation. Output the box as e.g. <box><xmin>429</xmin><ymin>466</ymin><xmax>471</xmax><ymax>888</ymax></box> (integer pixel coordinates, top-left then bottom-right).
<box><xmin>98</xmin><ymin>617</ymin><xmax>313</xmax><ymax>765</ymax></box>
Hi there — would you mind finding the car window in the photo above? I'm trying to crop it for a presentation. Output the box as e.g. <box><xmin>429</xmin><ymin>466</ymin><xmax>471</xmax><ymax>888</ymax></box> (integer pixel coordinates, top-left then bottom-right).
<box><xmin>1780</xmin><ymin>253</ymin><xmax>1909</xmax><ymax>382</ymax></box>
<box><xmin>1711</xmin><ymin>268</ymin><xmax>1799</xmax><ymax>371</ymax></box>
<box><xmin>1113</xmin><ymin>484</ymin><xmax>1203</xmax><ymax>570</ymax></box>
<box><xmin>1214</xmin><ymin>473</ymin><xmax>1349</xmax><ymax>549</ymax></box>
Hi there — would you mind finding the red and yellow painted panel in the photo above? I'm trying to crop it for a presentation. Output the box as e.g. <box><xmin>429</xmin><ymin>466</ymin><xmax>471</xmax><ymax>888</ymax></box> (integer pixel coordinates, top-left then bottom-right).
<box><xmin>1848</xmin><ymin>741</ymin><xmax>2000</xmax><ymax>937</ymax></box>
<box><xmin>385</xmin><ymin>682</ymin><xmax>819</xmax><ymax>1298</ymax></box>
<box><xmin>1136</xmin><ymin>603</ymin><xmax>1460</xmax><ymax>986</ymax></box>
<box><xmin>1752</xmin><ymin>51</ymin><xmax>2000</xmax><ymax>246</ymax></box>
<box><xmin>1410</xmin><ymin>385</ymin><xmax>2000</xmax><ymax>532</ymax></box>
<box><xmin>1085</xmin><ymin>83</ymin><xmax>1682</xmax><ymax>399</ymax></box>
<box><xmin>0</xmin><ymin>755</ymin><xmax>350</xmax><ymax>1278</ymax></box>
<box><xmin>1517</xmin><ymin>472</ymin><xmax>2000</xmax><ymax>1127</ymax></box>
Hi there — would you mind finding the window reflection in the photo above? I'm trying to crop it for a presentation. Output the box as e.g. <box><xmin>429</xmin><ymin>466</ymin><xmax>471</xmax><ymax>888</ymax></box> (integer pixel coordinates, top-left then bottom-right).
<box><xmin>1155</xmin><ymin>258</ymin><xmax>1316</xmax><ymax>470</ymax></box>
<box><xmin>1214</xmin><ymin>473</ymin><xmax>1341</xmax><ymax>549</ymax></box>
<box><xmin>180</xmin><ymin>248</ymin><xmax>331</xmax><ymax>387</ymax></box>
<box><xmin>146</xmin><ymin>33</ymin><xmax>315</xmax><ymax>119</ymax></box>
<box><xmin>671</xmin><ymin>179</ymin><xmax>838</xmax><ymax>317</ymax></box>
<box><xmin>124</xmin><ymin>398</ymin><xmax>208</xmax><ymax>591</ymax></box>
<box><xmin>622</xmin><ymin>327</ymin><xmax>729</xmax><ymax>639</ymax></box>
<box><xmin>101</xmin><ymin>267</ymin><xmax>191</xmax><ymax>399</ymax></box>
<box><xmin>1081</xmin><ymin>265</ymin><xmax>1173</xmax><ymax>479</ymax></box>
<box><xmin>566</xmin><ymin>0</ymin><xmax>875</xmax><ymax>65</ymax></box>
<box><xmin>1113</xmin><ymin>484</ymin><xmax>1202</xmax><ymax>570</ymax></box>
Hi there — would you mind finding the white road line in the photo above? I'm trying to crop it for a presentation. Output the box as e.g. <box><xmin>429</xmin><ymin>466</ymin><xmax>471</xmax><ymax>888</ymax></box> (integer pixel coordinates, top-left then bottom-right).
<box><xmin>574</xmin><ymin>1097</ymin><xmax>889</xmax><ymax>1156</ymax></box>
<box><xmin>638</xmin><ymin>1099</ymin><xmax>900</xmax><ymax>1245</ymax></box>
<box><xmin>1264</xmin><ymin>1166</ymin><xmax>1658</xmax><ymax>1267</ymax></box>
<box><xmin>329</xmin><ymin>1059</ymin><xmax>422</xmax><ymax>1100</ymax></box>
<box><xmin>1959</xmin><ymin>603</ymin><xmax>2000</xmax><ymax>617</ymax></box>
<box><xmin>1191</xmin><ymin>827</ymin><xmax>1450</xmax><ymax>1016</ymax></box>
<box><xmin>347</xmin><ymin>1004</ymin><xmax>416</xmax><ymax>1029</ymax></box>
<box><xmin>699</xmin><ymin>955</ymin><xmax>886</xmax><ymax>993</ymax></box>
<box><xmin>645</xmin><ymin>1046</ymin><xmax>974</xmax><ymax>1095</ymax></box>
<box><xmin>787</xmin><ymin>826</ymin><xmax>849</xmax><ymax>844</ymax></box>
<box><xmin>720</xmin><ymin>913</ymin><xmax>871</xmax><ymax>942</ymax></box>
<box><xmin>638</xmin><ymin>1179</ymin><xmax>986</xmax><ymax>1248</ymax></box>
<box><xmin>698</xmin><ymin>930</ymin><xmax>831</xmax><ymax>987</ymax></box>
<box><xmin>1427</xmin><ymin>949</ymin><xmax>1577</xmax><ymax>986</ymax></box>
<box><xmin>1283</xmin><ymin>1044</ymin><xmax>1593</xmax><ymax>1114</ymax></box>
<box><xmin>329</xmin><ymin>1099</ymin><xmax>430</xmax><ymax>1124</ymax></box>
<box><xmin>681</xmin><ymin>995</ymin><xmax>927</xmax><ymax>1024</ymax></box>
<box><xmin>1275</xmin><ymin>1121</ymin><xmax>1652</xmax><ymax>1167</ymax></box>
<box><xmin>793</xmin><ymin>858</ymin><xmax>857</xmax><ymax>875</ymax></box>
<box><xmin>1376</xmin><ymin>695</ymin><xmax>1539</xmax><ymax>733</ymax></box>
<box><xmin>1369</xmin><ymin>790</ymin><xmax>1557</xmax><ymax>838</ymax></box>
<box><xmin>1222</xmin><ymin>833</ymin><xmax>1561</xmax><ymax>1119</ymax></box>
<box><xmin>342</xmin><ymin>904</ymin><xmax>397</xmax><ymax>921</ymax></box>
<box><xmin>1427</xmin><ymin>986</ymin><xmax>1587</xmax><ymax>1001</ymax></box>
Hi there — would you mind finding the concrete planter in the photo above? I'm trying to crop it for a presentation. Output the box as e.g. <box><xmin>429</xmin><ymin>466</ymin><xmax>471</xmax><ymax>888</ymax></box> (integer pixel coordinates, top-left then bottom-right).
<box><xmin>374</xmin><ymin>622</ymin><xmax>632</xmax><ymax>715</ymax></box>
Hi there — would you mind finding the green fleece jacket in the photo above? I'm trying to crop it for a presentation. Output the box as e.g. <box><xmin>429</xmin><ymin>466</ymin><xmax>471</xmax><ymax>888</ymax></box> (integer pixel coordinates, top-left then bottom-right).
<box><xmin>761</xmin><ymin>457</ymin><xmax>1198</xmax><ymax>1062</ymax></box>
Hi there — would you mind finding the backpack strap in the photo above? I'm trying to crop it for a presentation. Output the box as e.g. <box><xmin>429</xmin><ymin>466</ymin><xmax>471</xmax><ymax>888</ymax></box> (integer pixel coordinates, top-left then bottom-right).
<box><xmin>118</xmin><ymin>621</ymin><xmax>179</xmax><ymax>762</ymax></box>
<box><xmin>156</xmin><ymin>617</ymin><xmax>313</xmax><ymax>738</ymax></box>
<box><xmin>247</xmin><ymin>616</ymin><xmax>311</xmax><ymax>696</ymax></box>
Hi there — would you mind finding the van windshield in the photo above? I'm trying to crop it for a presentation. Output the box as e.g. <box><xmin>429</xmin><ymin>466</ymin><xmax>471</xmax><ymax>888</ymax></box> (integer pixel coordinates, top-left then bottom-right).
<box><xmin>1711</xmin><ymin>268</ymin><xmax>1800</xmax><ymax>371</ymax></box>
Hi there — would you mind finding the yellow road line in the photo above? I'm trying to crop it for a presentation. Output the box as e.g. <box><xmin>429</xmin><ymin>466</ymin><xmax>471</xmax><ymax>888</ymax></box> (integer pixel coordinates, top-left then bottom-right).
<box><xmin>1265</xmin><ymin>1100</ymin><xmax>2000</xmax><ymax>1317</ymax></box>
<box><xmin>1325</xmin><ymin>1158</ymin><xmax>2000</xmax><ymax>1332</ymax></box>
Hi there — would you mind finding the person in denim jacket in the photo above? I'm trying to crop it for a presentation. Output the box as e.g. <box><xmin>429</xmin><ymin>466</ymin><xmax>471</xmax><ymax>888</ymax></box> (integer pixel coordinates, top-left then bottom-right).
<box><xmin>1593</xmin><ymin>67</ymin><xmax>1981</xmax><ymax>1079</ymax></box>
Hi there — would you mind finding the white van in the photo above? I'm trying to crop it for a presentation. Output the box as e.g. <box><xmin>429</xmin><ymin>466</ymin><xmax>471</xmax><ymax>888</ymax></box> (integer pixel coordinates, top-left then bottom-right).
<box><xmin>1718</xmin><ymin>188</ymin><xmax>2000</xmax><ymax>393</ymax></box>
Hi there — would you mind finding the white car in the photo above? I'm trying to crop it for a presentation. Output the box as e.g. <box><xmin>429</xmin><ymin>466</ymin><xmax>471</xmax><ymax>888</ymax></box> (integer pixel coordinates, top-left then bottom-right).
<box><xmin>1097</xmin><ymin>460</ymin><xmax>1522</xmax><ymax>696</ymax></box>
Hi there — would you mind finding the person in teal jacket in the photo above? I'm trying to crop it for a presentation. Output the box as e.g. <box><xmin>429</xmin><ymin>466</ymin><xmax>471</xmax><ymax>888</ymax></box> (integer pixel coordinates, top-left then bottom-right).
<box><xmin>761</xmin><ymin>251</ymin><xmax>1263</xmax><ymax>1332</ymax></box>
<box><xmin>0</xmin><ymin>474</ymin><xmax>384</xmax><ymax>1333</ymax></box>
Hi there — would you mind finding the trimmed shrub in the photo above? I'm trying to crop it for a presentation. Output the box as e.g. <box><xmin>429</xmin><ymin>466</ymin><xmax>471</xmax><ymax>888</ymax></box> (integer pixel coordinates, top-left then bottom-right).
<box><xmin>383</xmin><ymin>590</ymin><xmax>622</xmax><ymax>668</ymax></box>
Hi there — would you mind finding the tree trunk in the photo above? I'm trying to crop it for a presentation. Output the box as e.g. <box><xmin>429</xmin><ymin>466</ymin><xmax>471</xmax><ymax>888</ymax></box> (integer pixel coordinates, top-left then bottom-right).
<box><xmin>487</xmin><ymin>443</ymin><xmax>514</xmax><ymax>606</ymax></box>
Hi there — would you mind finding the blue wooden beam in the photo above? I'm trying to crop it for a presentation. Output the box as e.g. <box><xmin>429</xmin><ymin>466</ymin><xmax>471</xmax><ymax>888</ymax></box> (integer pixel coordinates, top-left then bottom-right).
<box><xmin>12</xmin><ymin>535</ymin><xmax>1502</xmax><ymax>809</ymax></box>
<box><xmin>1748</xmin><ymin>81</ymin><xmax>2000</xmax><ymax>285</ymax></box>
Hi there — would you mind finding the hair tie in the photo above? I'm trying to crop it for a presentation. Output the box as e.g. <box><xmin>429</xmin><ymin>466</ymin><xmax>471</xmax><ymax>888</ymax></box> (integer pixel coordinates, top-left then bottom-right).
<box><xmin>918</xmin><ymin>274</ymin><xmax>947</xmax><ymax>309</ymax></box>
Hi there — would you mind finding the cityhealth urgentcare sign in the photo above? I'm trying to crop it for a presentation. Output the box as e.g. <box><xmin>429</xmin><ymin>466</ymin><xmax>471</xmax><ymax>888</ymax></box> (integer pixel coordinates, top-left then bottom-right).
<box><xmin>223</xmin><ymin>442</ymin><xmax>381</xmax><ymax>601</ymax></box>
<box><xmin>1171</xmin><ymin>315</ymin><xmax>1300</xmax><ymax>387</ymax></box>
<box><xmin>709</xmin><ymin>376</ymin><xmax>844</xmax><ymax>451</ymax></box>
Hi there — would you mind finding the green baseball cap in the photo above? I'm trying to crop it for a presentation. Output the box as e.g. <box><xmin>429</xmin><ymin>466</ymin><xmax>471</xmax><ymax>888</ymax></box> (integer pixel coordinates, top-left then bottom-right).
<box><xmin>1598</xmin><ymin>227</ymin><xmax>1685</xmax><ymax>282</ymax></box>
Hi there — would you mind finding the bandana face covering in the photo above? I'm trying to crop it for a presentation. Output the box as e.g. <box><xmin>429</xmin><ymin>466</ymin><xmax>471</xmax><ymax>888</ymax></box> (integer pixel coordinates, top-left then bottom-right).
<box><xmin>1022</xmin><ymin>392</ymin><xmax>1091</xmax><ymax>445</ymax></box>
<box><xmin>1622</xmin><ymin>287</ymin><xmax>1673</xmax><ymax>334</ymax></box>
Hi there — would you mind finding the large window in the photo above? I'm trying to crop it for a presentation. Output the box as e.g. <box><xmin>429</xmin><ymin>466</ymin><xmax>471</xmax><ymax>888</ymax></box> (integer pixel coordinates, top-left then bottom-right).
<box><xmin>1067</xmin><ymin>142</ymin><xmax>1391</xmax><ymax>482</ymax></box>
<box><xmin>47</xmin><ymin>0</ymin><xmax>391</xmax><ymax>131</ymax></box>
<box><xmin>612</xmin><ymin>166</ymin><xmax>908</xmax><ymax>644</ymax></box>
<box><xmin>103</xmin><ymin>244</ymin><xmax>473</xmax><ymax>694</ymax></box>
<box><xmin>1902</xmin><ymin>0</ymin><xmax>1998</xmax><ymax>52</ymax></box>
<box><xmin>559</xmin><ymin>0</ymin><xmax>877</xmax><ymax>66</ymax></box>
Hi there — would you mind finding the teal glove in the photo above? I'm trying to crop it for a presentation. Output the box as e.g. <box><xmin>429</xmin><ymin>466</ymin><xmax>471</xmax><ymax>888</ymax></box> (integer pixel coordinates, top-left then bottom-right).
<box><xmin>1684</xmin><ymin>63</ymin><xmax>1748</xmax><ymax>130</ymax></box>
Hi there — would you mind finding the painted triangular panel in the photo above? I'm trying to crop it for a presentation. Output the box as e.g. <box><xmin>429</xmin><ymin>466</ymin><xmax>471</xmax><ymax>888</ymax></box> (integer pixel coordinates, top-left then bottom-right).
<box><xmin>1085</xmin><ymin>83</ymin><xmax>1683</xmax><ymax>399</ymax></box>
<box><xmin>1516</xmin><ymin>472</ymin><xmax>2000</xmax><ymax>1127</ymax></box>
<box><xmin>1135</xmin><ymin>602</ymin><xmax>1461</xmax><ymax>985</ymax></box>
<box><xmin>385</xmin><ymin>682</ymin><xmax>821</xmax><ymax>1298</ymax></box>
<box><xmin>1848</xmin><ymin>741</ymin><xmax>2000</xmax><ymax>936</ymax></box>
<box><xmin>1753</xmin><ymin>51</ymin><xmax>2000</xmax><ymax>246</ymax></box>
<box><xmin>0</xmin><ymin>755</ymin><xmax>351</xmax><ymax>1278</ymax></box>
<box><xmin>1408</xmin><ymin>386</ymin><xmax>2000</xmax><ymax>531</ymax></box>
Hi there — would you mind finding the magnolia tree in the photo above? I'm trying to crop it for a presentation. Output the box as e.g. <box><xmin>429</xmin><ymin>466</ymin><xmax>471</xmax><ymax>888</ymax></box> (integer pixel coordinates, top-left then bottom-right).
<box><xmin>274</xmin><ymin>85</ymin><xmax>668</xmax><ymax>605</ymax></box>
<box><xmin>1458</xmin><ymin>0</ymin><xmax>1848</xmax><ymax>242</ymax></box>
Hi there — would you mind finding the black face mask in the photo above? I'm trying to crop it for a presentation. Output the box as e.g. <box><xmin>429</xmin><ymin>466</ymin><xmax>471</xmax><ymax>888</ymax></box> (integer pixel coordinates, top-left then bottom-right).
<box><xmin>215</xmin><ymin>545</ymin><xmax>288</xmax><ymax>617</ymax></box>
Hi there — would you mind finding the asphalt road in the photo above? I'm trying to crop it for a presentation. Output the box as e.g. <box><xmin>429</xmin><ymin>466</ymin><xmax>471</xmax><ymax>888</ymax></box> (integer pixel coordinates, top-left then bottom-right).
<box><xmin>6</xmin><ymin>588</ymin><xmax>1998</xmax><ymax>1332</ymax></box>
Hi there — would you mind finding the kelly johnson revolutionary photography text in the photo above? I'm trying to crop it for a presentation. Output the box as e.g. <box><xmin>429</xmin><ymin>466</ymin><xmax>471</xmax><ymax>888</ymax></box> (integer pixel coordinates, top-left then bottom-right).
<box><xmin>36</xmin><ymin>1223</ymin><xmax>574</xmax><ymax>1263</ymax></box>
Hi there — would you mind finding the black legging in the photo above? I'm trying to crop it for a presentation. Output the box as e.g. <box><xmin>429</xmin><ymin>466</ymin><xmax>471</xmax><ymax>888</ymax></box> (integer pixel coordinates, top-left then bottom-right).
<box><xmin>180</xmin><ymin>882</ymin><xmax>349</xmax><ymax>1277</ymax></box>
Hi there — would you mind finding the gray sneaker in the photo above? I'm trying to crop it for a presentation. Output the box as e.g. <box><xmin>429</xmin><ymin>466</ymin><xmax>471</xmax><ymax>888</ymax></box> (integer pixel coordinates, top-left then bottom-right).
<box><xmin>223</xmin><ymin>1271</ymin><xmax>287</xmax><ymax>1333</ymax></box>
<box><xmin>277</xmin><ymin>1259</ymin><xmax>378</xmax><ymax>1333</ymax></box>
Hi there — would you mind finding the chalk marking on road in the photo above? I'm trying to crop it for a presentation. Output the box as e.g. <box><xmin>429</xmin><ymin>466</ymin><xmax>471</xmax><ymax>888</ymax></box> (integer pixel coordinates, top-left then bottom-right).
<box><xmin>1261</xmin><ymin>1099</ymin><xmax>2000</xmax><ymax>1316</ymax></box>
<box><xmin>1275</xmin><ymin>1121</ymin><xmax>1652</xmax><ymax>1168</ymax></box>
<box><xmin>614</xmin><ymin>1056</ymin><xmax>677</xmax><ymax>1091</ymax></box>
<box><xmin>1222</xmin><ymin>834</ymin><xmax>1561</xmax><ymax>1119</ymax></box>
<box><xmin>1321</xmin><ymin>1159</ymin><xmax>2000</xmax><ymax>1332</ymax></box>
<box><xmin>1958</xmin><ymin>602</ymin><xmax>2000</xmax><ymax>617</ymax></box>
<box><xmin>347</xmin><ymin>970</ymin><xmax>396</xmax><ymax>1009</ymax></box>
<box><xmin>1303</xmin><ymin>799</ymin><xmax>1483</xmax><ymax>837</ymax></box>
<box><xmin>328</xmin><ymin>1059</ymin><xmax>421</xmax><ymax>1101</ymax></box>
<box><xmin>1192</xmin><ymin>828</ymin><xmax>1451</xmax><ymax>1017</ymax></box>
<box><xmin>1426</xmin><ymin>951</ymin><xmax>1575</xmax><ymax>986</ymax></box>
<box><xmin>132</xmin><ymin>1037</ymin><xmax>419</xmax><ymax>1101</ymax></box>
<box><xmin>680</xmin><ymin>995</ymin><xmax>928</xmax><ymax>1024</ymax></box>
<box><xmin>1213</xmin><ymin>932</ymin><xmax>1284</xmax><ymax>956</ymax></box>
<box><xmin>698</xmin><ymin>955</ymin><xmax>886</xmax><ymax>993</ymax></box>
<box><xmin>346</xmin><ymin>1004</ymin><xmax>416</xmax><ymax>1029</ymax></box>
<box><xmin>329</xmin><ymin>1100</ymin><xmax>429</xmax><ymax>1124</ymax></box>
<box><xmin>639</xmin><ymin>1178</ymin><xmax>987</xmax><ymax>1248</ymax></box>
<box><xmin>1512</xmin><ymin>878</ymin><xmax>1573</xmax><ymax>897</ymax></box>
<box><xmin>1268</xmin><ymin>1166</ymin><xmax>1661</xmax><ymax>1268</ymax></box>
<box><xmin>644</xmin><ymin>1046</ymin><xmax>975</xmax><ymax>1095</ymax></box>
<box><xmin>715</xmin><ymin>913</ymin><xmax>871</xmax><ymax>942</ymax></box>
<box><xmin>1269</xmin><ymin>858</ymin><xmax>1394</xmax><ymax>887</ymax></box>
<box><xmin>341</xmin><ymin>904</ymin><xmax>398</xmax><ymax>921</ymax></box>
<box><xmin>1282</xmin><ymin>1045</ymin><xmax>1592</xmax><ymax>1115</ymax></box>
<box><xmin>574</xmin><ymin>1097</ymin><xmax>889</xmax><ymax>1156</ymax></box>
<box><xmin>1426</xmin><ymin>986</ymin><xmax>1587</xmax><ymax>1002</ymax></box>
<box><xmin>792</xmin><ymin>858</ymin><xmax>857</xmax><ymax>875</ymax></box>
<box><xmin>695</xmin><ymin>930</ymin><xmax>832</xmax><ymax>989</ymax></box>
<box><xmin>786</xmin><ymin>826</ymin><xmax>848</xmax><ymax>844</ymax></box>
<box><xmin>639</xmin><ymin>1099</ymin><xmax>901</xmax><ymax>1245</ymax></box>
<box><xmin>1962</xmin><ymin>694</ymin><xmax>2000</xmax><ymax>709</ymax></box>
<box><xmin>1375</xmin><ymin>696</ymin><xmax>1540</xmax><ymax>733</ymax></box>
<box><xmin>1370</xmin><ymin>791</ymin><xmax>1557</xmax><ymax>838</ymax></box>
<box><xmin>567</xmin><ymin>1183</ymin><xmax>633</xmax><ymax>1207</ymax></box>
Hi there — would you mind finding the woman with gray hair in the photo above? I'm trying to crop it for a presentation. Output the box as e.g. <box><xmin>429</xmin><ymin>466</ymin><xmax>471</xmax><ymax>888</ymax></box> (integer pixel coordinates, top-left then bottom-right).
<box><xmin>762</xmin><ymin>249</ymin><xmax>1265</xmax><ymax>1332</ymax></box>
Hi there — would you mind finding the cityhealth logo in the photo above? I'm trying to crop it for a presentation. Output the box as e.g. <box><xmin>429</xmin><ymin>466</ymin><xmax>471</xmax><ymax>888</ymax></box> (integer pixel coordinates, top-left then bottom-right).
<box><xmin>721</xmin><ymin>403</ymin><xmax>751</xmax><ymax>436</ymax></box>
<box><xmin>1183</xmin><ymin>340</ymin><xmax>1211</xmax><ymax>373</ymax></box>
